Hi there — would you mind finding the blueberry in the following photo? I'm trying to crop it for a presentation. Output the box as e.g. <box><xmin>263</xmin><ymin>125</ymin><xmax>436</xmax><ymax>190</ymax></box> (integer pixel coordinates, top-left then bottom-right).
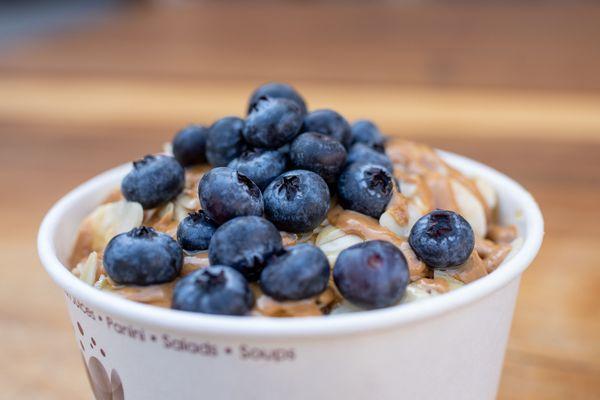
<box><xmin>277</xmin><ymin>143</ymin><xmax>291</xmax><ymax>156</ymax></box>
<box><xmin>350</xmin><ymin>120</ymin><xmax>385</xmax><ymax>152</ymax></box>
<box><xmin>260</xmin><ymin>244</ymin><xmax>330</xmax><ymax>301</ymax></box>
<box><xmin>209</xmin><ymin>216</ymin><xmax>283</xmax><ymax>281</ymax></box>
<box><xmin>172</xmin><ymin>266</ymin><xmax>254</xmax><ymax>316</ymax></box>
<box><xmin>346</xmin><ymin>143</ymin><xmax>393</xmax><ymax>173</ymax></box>
<box><xmin>263</xmin><ymin>170</ymin><xmax>330</xmax><ymax>233</ymax></box>
<box><xmin>243</xmin><ymin>97</ymin><xmax>303</xmax><ymax>149</ymax></box>
<box><xmin>176</xmin><ymin>211</ymin><xmax>218</xmax><ymax>253</ymax></box>
<box><xmin>198</xmin><ymin>167</ymin><xmax>263</xmax><ymax>225</ymax></box>
<box><xmin>121</xmin><ymin>155</ymin><xmax>185</xmax><ymax>209</ymax></box>
<box><xmin>248</xmin><ymin>82</ymin><xmax>307</xmax><ymax>115</ymax></box>
<box><xmin>408</xmin><ymin>210</ymin><xmax>475</xmax><ymax>269</ymax></box>
<box><xmin>333</xmin><ymin>240</ymin><xmax>409</xmax><ymax>309</ymax></box>
<box><xmin>104</xmin><ymin>226</ymin><xmax>183</xmax><ymax>285</ymax></box>
<box><xmin>205</xmin><ymin>117</ymin><xmax>247</xmax><ymax>166</ymax></box>
<box><xmin>337</xmin><ymin>162</ymin><xmax>393</xmax><ymax>219</ymax></box>
<box><xmin>228</xmin><ymin>149</ymin><xmax>287</xmax><ymax>190</ymax></box>
<box><xmin>172</xmin><ymin>124</ymin><xmax>208</xmax><ymax>166</ymax></box>
<box><xmin>302</xmin><ymin>109</ymin><xmax>352</xmax><ymax>149</ymax></box>
<box><xmin>290</xmin><ymin>132</ymin><xmax>347</xmax><ymax>185</ymax></box>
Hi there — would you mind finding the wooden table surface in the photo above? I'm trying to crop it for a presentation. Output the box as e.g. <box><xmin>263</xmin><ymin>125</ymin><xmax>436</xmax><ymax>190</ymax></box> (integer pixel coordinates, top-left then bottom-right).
<box><xmin>1</xmin><ymin>3</ymin><xmax>599</xmax><ymax>399</ymax></box>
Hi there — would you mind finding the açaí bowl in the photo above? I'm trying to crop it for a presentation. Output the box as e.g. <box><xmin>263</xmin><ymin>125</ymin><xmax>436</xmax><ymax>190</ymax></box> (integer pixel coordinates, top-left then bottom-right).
<box><xmin>38</xmin><ymin>150</ymin><xmax>544</xmax><ymax>400</ymax></box>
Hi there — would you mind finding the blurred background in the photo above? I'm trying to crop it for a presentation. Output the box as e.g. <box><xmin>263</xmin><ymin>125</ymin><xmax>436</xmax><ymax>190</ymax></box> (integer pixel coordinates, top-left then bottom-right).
<box><xmin>1</xmin><ymin>0</ymin><xmax>599</xmax><ymax>399</ymax></box>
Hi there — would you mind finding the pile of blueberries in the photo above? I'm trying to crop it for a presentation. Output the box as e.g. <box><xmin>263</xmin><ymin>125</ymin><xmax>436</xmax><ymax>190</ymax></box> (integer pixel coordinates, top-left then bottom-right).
<box><xmin>103</xmin><ymin>83</ymin><xmax>475</xmax><ymax>316</ymax></box>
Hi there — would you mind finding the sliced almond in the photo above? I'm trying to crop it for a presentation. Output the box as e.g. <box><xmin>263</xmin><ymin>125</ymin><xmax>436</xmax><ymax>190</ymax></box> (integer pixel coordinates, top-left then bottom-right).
<box><xmin>451</xmin><ymin>179</ymin><xmax>487</xmax><ymax>238</ymax></box>
<box><xmin>89</xmin><ymin>201</ymin><xmax>144</xmax><ymax>251</ymax></box>
<box><xmin>316</xmin><ymin>227</ymin><xmax>364</xmax><ymax>265</ymax></box>
<box><xmin>75</xmin><ymin>252</ymin><xmax>98</xmax><ymax>286</ymax></box>
<box><xmin>379</xmin><ymin>201</ymin><xmax>424</xmax><ymax>237</ymax></box>
<box><xmin>475</xmin><ymin>177</ymin><xmax>497</xmax><ymax>210</ymax></box>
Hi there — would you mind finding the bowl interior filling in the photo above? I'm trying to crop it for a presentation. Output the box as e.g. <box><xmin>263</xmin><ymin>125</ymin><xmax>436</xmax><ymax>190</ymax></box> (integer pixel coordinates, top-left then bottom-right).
<box><xmin>47</xmin><ymin>149</ymin><xmax>532</xmax><ymax>321</ymax></box>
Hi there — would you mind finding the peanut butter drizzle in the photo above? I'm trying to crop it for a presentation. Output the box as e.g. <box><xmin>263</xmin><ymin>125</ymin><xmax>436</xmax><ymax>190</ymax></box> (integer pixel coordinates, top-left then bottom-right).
<box><xmin>386</xmin><ymin>187</ymin><xmax>409</xmax><ymax>226</ymax></box>
<box><xmin>328</xmin><ymin>206</ymin><xmax>404</xmax><ymax>246</ymax></box>
<box><xmin>328</xmin><ymin>205</ymin><xmax>428</xmax><ymax>281</ymax></box>
<box><xmin>413</xmin><ymin>278</ymin><xmax>450</xmax><ymax>294</ymax></box>
<box><xmin>452</xmin><ymin>251</ymin><xmax>488</xmax><ymax>284</ymax></box>
<box><xmin>144</xmin><ymin>204</ymin><xmax>178</xmax><ymax>236</ymax></box>
<box><xmin>487</xmin><ymin>224</ymin><xmax>517</xmax><ymax>244</ymax></box>
<box><xmin>394</xmin><ymin>171</ymin><xmax>434</xmax><ymax>208</ymax></box>
<box><xmin>475</xmin><ymin>238</ymin><xmax>512</xmax><ymax>273</ymax></box>
<box><xmin>184</xmin><ymin>164</ymin><xmax>211</xmax><ymax>199</ymax></box>
<box><xmin>69</xmin><ymin>218</ymin><xmax>95</xmax><ymax>268</ymax></box>
<box><xmin>386</xmin><ymin>139</ymin><xmax>491</xmax><ymax>222</ymax></box>
<box><xmin>112</xmin><ymin>281</ymin><xmax>175</xmax><ymax>308</ymax></box>
<box><xmin>483</xmin><ymin>244</ymin><xmax>511</xmax><ymax>273</ymax></box>
<box><xmin>281</xmin><ymin>232</ymin><xmax>296</xmax><ymax>246</ymax></box>
<box><xmin>399</xmin><ymin>242</ymin><xmax>430</xmax><ymax>282</ymax></box>
<box><xmin>425</xmin><ymin>172</ymin><xmax>460</xmax><ymax>212</ymax></box>
<box><xmin>475</xmin><ymin>238</ymin><xmax>498</xmax><ymax>258</ymax></box>
<box><xmin>387</xmin><ymin>140</ymin><xmax>447</xmax><ymax>175</ymax></box>
<box><xmin>253</xmin><ymin>288</ymin><xmax>336</xmax><ymax>317</ymax></box>
<box><xmin>181</xmin><ymin>253</ymin><xmax>210</xmax><ymax>275</ymax></box>
<box><xmin>281</xmin><ymin>231</ymin><xmax>317</xmax><ymax>247</ymax></box>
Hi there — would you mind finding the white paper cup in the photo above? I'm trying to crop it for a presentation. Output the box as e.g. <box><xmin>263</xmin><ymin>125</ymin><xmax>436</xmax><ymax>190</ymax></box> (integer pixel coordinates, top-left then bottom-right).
<box><xmin>38</xmin><ymin>151</ymin><xmax>543</xmax><ymax>400</ymax></box>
